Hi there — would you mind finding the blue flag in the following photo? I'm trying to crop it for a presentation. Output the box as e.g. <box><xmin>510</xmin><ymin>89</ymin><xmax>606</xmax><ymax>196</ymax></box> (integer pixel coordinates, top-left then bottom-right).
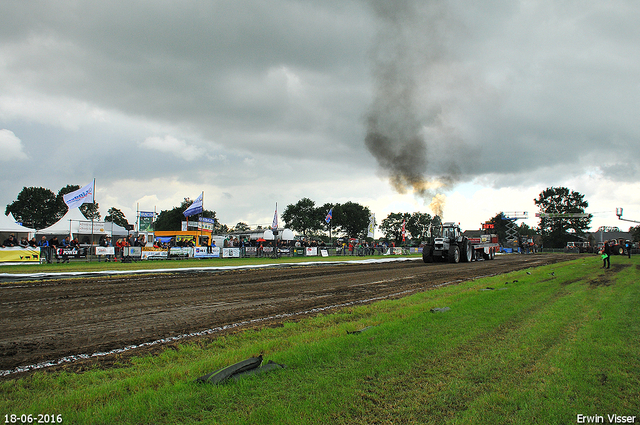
<box><xmin>325</xmin><ymin>208</ymin><xmax>333</xmax><ymax>224</ymax></box>
<box><xmin>183</xmin><ymin>192</ymin><xmax>203</xmax><ymax>217</ymax></box>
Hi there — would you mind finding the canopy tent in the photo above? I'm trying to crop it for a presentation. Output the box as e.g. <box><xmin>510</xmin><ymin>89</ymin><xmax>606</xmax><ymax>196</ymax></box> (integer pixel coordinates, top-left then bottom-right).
<box><xmin>37</xmin><ymin>209</ymin><xmax>129</xmax><ymax>243</ymax></box>
<box><xmin>262</xmin><ymin>229</ymin><xmax>295</xmax><ymax>241</ymax></box>
<box><xmin>37</xmin><ymin>208</ymin><xmax>92</xmax><ymax>236</ymax></box>
<box><xmin>0</xmin><ymin>213</ymin><xmax>36</xmax><ymax>243</ymax></box>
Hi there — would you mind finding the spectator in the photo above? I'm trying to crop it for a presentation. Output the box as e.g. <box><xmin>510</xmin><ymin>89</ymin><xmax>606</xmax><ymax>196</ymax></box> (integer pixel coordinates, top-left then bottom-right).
<box><xmin>2</xmin><ymin>234</ymin><xmax>17</xmax><ymax>247</ymax></box>
<box><xmin>19</xmin><ymin>237</ymin><xmax>29</xmax><ymax>247</ymax></box>
<box><xmin>135</xmin><ymin>234</ymin><xmax>146</xmax><ymax>247</ymax></box>
<box><xmin>59</xmin><ymin>236</ymin><xmax>72</xmax><ymax>263</ymax></box>
<box><xmin>101</xmin><ymin>236</ymin><xmax>113</xmax><ymax>262</ymax></box>
<box><xmin>37</xmin><ymin>236</ymin><xmax>51</xmax><ymax>263</ymax></box>
<box><xmin>29</xmin><ymin>237</ymin><xmax>37</xmax><ymax>247</ymax></box>
<box><xmin>602</xmin><ymin>242</ymin><xmax>611</xmax><ymax>269</ymax></box>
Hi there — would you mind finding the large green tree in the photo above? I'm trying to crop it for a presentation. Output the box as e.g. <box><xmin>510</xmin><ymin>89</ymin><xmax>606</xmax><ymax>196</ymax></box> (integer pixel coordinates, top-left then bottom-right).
<box><xmin>534</xmin><ymin>187</ymin><xmax>592</xmax><ymax>248</ymax></box>
<box><xmin>406</xmin><ymin>212</ymin><xmax>433</xmax><ymax>242</ymax></box>
<box><xmin>5</xmin><ymin>187</ymin><xmax>62</xmax><ymax>229</ymax></box>
<box><xmin>282</xmin><ymin>198</ymin><xmax>323</xmax><ymax>236</ymax></box>
<box><xmin>381</xmin><ymin>211</ymin><xmax>434</xmax><ymax>244</ymax></box>
<box><xmin>333</xmin><ymin>201</ymin><xmax>372</xmax><ymax>239</ymax></box>
<box><xmin>380</xmin><ymin>212</ymin><xmax>410</xmax><ymax>243</ymax></box>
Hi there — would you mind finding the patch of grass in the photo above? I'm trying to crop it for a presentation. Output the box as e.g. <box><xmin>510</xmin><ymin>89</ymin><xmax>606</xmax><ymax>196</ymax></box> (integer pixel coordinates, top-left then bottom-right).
<box><xmin>1</xmin><ymin>256</ymin><xmax>638</xmax><ymax>424</ymax></box>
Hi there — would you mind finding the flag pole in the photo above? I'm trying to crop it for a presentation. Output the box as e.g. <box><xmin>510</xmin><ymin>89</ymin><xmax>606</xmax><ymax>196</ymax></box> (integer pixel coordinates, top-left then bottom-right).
<box><xmin>90</xmin><ymin>178</ymin><xmax>96</xmax><ymax>262</ymax></box>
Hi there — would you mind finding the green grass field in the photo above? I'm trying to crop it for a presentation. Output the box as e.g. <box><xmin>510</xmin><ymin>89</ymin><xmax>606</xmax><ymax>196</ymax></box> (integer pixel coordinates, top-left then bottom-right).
<box><xmin>1</xmin><ymin>255</ymin><xmax>638</xmax><ymax>424</ymax></box>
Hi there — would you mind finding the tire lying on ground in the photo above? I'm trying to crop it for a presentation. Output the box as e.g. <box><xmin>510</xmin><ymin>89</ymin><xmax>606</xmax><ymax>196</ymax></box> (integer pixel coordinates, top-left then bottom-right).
<box><xmin>196</xmin><ymin>356</ymin><xmax>263</xmax><ymax>384</ymax></box>
<box><xmin>196</xmin><ymin>355</ymin><xmax>286</xmax><ymax>384</ymax></box>
<box><xmin>231</xmin><ymin>360</ymin><xmax>286</xmax><ymax>381</ymax></box>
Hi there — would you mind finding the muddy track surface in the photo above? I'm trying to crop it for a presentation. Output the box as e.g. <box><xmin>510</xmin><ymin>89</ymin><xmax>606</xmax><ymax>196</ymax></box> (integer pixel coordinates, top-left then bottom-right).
<box><xmin>0</xmin><ymin>254</ymin><xmax>578</xmax><ymax>377</ymax></box>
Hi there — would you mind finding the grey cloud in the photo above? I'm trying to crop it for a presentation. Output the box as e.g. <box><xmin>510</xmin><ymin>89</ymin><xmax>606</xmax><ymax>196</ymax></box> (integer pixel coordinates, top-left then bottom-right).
<box><xmin>1</xmin><ymin>0</ymin><xmax>639</xmax><ymax>224</ymax></box>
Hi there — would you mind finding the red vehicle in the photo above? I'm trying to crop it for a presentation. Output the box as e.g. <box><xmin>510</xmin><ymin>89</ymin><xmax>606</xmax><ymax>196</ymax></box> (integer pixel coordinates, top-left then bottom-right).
<box><xmin>608</xmin><ymin>238</ymin><xmax>628</xmax><ymax>255</ymax></box>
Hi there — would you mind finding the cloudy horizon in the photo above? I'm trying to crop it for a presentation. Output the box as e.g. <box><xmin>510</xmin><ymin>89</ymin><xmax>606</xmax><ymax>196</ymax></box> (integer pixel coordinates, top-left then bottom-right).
<box><xmin>1</xmin><ymin>0</ymin><xmax>639</xmax><ymax>234</ymax></box>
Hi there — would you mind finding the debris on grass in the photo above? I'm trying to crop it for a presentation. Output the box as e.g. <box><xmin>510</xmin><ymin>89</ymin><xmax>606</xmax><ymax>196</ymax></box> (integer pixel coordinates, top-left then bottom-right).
<box><xmin>430</xmin><ymin>307</ymin><xmax>451</xmax><ymax>313</ymax></box>
<box><xmin>347</xmin><ymin>326</ymin><xmax>374</xmax><ymax>334</ymax></box>
<box><xmin>196</xmin><ymin>356</ymin><xmax>286</xmax><ymax>384</ymax></box>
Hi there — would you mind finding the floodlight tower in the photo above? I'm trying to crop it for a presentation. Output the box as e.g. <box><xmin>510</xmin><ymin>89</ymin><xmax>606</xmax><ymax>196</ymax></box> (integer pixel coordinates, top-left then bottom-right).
<box><xmin>502</xmin><ymin>211</ymin><xmax>529</xmax><ymax>245</ymax></box>
<box><xmin>616</xmin><ymin>208</ymin><xmax>640</xmax><ymax>224</ymax></box>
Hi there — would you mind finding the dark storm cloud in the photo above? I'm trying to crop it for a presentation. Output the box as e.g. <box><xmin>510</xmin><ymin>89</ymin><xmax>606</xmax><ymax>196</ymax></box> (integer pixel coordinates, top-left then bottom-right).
<box><xmin>363</xmin><ymin>0</ymin><xmax>640</xmax><ymax>192</ymax></box>
<box><xmin>1</xmin><ymin>0</ymin><xmax>639</xmax><ymax>225</ymax></box>
<box><xmin>0</xmin><ymin>0</ymin><xmax>373</xmax><ymax>160</ymax></box>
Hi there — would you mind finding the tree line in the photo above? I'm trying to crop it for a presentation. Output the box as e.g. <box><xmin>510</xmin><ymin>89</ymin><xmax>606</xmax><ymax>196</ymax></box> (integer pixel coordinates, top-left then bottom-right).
<box><xmin>6</xmin><ymin>185</ymin><xmax>639</xmax><ymax>248</ymax></box>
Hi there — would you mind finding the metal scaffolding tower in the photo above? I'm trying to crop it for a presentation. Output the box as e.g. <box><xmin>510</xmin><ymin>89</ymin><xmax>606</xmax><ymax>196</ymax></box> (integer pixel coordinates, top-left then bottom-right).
<box><xmin>502</xmin><ymin>211</ymin><xmax>529</xmax><ymax>245</ymax></box>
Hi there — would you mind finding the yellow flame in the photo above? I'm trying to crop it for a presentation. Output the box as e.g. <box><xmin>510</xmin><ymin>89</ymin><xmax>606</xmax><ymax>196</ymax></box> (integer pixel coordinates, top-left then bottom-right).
<box><xmin>429</xmin><ymin>193</ymin><xmax>446</xmax><ymax>218</ymax></box>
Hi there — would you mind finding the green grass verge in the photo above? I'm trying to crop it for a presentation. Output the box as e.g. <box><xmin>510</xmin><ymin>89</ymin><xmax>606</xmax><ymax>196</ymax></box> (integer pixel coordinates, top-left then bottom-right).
<box><xmin>1</xmin><ymin>256</ymin><xmax>638</xmax><ymax>424</ymax></box>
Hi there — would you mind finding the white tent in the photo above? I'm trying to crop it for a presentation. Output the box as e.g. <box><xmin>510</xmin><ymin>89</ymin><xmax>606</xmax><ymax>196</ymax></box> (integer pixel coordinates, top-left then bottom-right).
<box><xmin>0</xmin><ymin>213</ymin><xmax>36</xmax><ymax>242</ymax></box>
<box><xmin>37</xmin><ymin>208</ymin><xmax>92</xmax><ymax>237</ymax></box>
<box><xmin>37</xmin><ymin>209</ymin><xmax>128</xmax><ymax>241</ymax></box>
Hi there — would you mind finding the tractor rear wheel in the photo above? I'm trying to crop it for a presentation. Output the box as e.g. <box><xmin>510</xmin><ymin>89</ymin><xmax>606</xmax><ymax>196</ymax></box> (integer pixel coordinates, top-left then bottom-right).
<box><xmin>448</xmin><ymin>245</ymin><xmax>460</xmax><ymax>263</ymax></box>
<box><xmin>422</xmin><ymin>246</ymin><xmax>434</xmax><ymax>263</ymax></box>
<box><xmin>461</xmin><ymin>240</ymin><xmax>472</xmax><ymax>262</ymax></box>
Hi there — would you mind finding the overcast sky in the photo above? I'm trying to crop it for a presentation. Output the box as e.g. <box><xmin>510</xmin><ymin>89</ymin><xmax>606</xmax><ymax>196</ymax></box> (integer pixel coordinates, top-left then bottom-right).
<box><xmin>1</xmin><ymin>0</ymin><xmax>639</xmax><ymax>233</ymax></box>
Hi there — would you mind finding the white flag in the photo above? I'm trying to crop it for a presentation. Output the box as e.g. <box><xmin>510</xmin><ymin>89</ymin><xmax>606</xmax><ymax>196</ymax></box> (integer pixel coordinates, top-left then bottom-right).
<box><xmin>367</xmin><ymin>213</ymin><xmax>375</xmax><ymax>238</ymax></box>
<box><xmin>272</xmin><ymin>203</ymin><xmax>278</xmax><ymax>229</ymax></box>
<box><xmin>63</xmin><ymin>182</ymin><xmax>94</xmax><ymax>210</ymax></box>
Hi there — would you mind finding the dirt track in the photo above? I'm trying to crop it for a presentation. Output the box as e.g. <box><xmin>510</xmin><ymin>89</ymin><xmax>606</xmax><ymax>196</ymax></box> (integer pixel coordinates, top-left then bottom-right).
<box><xmin>0</xmin><ymin>254</ymin><xmax>578</xmax><ymax>377</ymax></box>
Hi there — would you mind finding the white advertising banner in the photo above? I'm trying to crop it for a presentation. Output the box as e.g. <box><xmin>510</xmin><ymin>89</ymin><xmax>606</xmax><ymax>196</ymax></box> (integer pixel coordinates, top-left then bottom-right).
<box><xmin>78</xmin><ymin>221</ymin><xmax>110</xmax><ymax>235</ymax></box>
<box><xmin>141</xmin><ymin>249</ymin><xmax>168</xmax><ymax>260</ymax></box>
<box><xmin>305</xmin><ymin>247</ymin><xmax>318</xmax><ymax>256</ymax></box>
<box><xmin>124</xmin><ymin>246</ymin><xmax>142</xmax><ymax>257</ymax></box>
<box><xmin>222</xmin><ymin>248</ymin><xmax>240</xmax><ymax>258</ymax></box>
<box><xmin>169</xmin><ymin>247</ymin><xmax>192</xmax><ymax>257</ymax></box>
<box><xmin>95</xmin><ymin>247</ymin><xmax>115</xmax><ymax>256</ymax></box>
<box><xmin>194</xmin><ymin>246</ymin><xmax>220</xmax><ymax>258</ymax></box>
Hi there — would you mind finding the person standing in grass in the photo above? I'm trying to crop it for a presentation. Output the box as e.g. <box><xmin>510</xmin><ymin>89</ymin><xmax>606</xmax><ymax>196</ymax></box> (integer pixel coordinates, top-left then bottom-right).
<box><xmin>602</xmin><ymin>242</ymin><xmax>611</xmax><ymax>269</ymax></box>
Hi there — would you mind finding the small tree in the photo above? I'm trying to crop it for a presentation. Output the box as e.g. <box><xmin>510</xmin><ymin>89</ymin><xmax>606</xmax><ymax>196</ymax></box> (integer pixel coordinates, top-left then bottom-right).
<box><xmin>155</xmin><ymin>199</ymin><xmax>219</xmax><ymax>231</ymax></box>
<box><xmin>233</xmin><ymin>222</ymin><xmax>250</xmax><ymax>232</ymax></box>
<box><xmin>105</xmin><ymin>207</ymin><xmax>130</xmax><ymax>228</ymax></box>
<box><xmin>630</xmin><ymin>225</ymin><xmax>640</xmax><ymax>243</ymax></box>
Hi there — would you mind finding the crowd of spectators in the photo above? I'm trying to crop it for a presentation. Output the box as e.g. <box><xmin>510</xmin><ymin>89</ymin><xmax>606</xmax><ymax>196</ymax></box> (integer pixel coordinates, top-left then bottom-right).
<box><xmin>2</xmin><ymin>231</ymin><xmax>401</xmax><ymax>263</ymax></box>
